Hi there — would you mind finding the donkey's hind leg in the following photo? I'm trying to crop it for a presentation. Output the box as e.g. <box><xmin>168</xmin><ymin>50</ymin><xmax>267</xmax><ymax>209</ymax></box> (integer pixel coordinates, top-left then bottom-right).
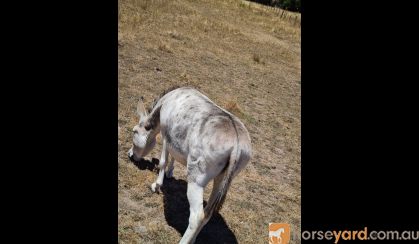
<box><xmin>179</xmin><ymin>181</ymin><xmax>205</xmax><ymax>244</ymax></box>
<box><xmin>192</xmin><ymin>173</ymin><xmax>224</xmax><ymax>237</ymax></box>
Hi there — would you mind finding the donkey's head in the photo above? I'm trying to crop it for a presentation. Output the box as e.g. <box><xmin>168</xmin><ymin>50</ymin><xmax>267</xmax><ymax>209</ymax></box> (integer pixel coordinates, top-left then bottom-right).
<box><xmin>128</xmin><ymin>97</ymin><xmax>157</xmax><ymax>161</ymax></box>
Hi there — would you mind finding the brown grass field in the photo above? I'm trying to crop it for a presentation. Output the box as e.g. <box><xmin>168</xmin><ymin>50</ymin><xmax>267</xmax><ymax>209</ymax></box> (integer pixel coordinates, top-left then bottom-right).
<box><xmin>118</xmin><ymin>0</ymin><xmax>301</xmax><ymax>243</ymax></box>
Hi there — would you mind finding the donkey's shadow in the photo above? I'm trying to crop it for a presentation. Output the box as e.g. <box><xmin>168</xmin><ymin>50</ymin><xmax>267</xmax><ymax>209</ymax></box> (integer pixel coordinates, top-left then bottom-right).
<box><xmin>162</xmin><ymin>178</ymin><xmax>238</xmax><ymax>243</ymax></box>
<box><xmin>131</xmin><ymin>157</ymin><xmax>238</xmax><ymax>244</ymax></box>
<box><xmin>130</xmin><ymin>157</ymin><xmax>159</xmax><ymax>171</ymax></box>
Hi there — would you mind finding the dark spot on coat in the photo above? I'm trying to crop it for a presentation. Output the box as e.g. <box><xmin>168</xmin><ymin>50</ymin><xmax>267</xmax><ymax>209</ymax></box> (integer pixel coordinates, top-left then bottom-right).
<box><xmin>218</xmin><ymin>161</ymin><xmax>226</xmax><ymax>168</ymax></box>
<box><xmin>164</xmin><ymin>129</ymin><xmax>172</xmax><ymax>144</ymax></box>
<box><xmin>173</xmin><ymin>126</ymin><xmax>187</xmax><ymax>140</ymax></box>
<box><xmin>207</xmin><ymin>106</ymin><xmax>227</xmax><ymax>117</ymax></box>
<box><xmin>189</xmin><ymin>155</ymin><xmax>197</xmax><ymax>162</ymax></box>
<box><xmin>164</xmin><ymin>126</ymin><xmax>184</xmax><ymax>155</ymax></box>
<box><xmin>199</xmin><ymin>116</ymin><xmax>211</xmax><ymax>135</ymax></box>
<box><xmin>198</xmin><ymin>159</ymin><xmax>206</xmax><ymax>173</ymax></box>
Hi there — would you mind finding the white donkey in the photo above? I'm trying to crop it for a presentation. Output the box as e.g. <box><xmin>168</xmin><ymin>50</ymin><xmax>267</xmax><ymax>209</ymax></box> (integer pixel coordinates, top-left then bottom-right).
<box><xmin>128</xmin><ymin>87</ymin><xmax>252</xmax><ymax>244</ymax></box>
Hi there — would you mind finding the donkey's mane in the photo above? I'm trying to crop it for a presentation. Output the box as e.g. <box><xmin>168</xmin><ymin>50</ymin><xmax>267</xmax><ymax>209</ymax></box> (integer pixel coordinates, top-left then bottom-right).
<box><xmin>147</xmin><ymin>85</ymin><xmax>181</xmax><ymax>113</ymax></box>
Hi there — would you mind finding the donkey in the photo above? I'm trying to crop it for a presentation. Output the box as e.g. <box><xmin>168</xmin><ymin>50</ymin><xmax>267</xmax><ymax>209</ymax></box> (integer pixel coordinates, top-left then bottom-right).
<box><xmin>128</xmin><ymin>87</ymin><xmax>252</xmax><ymax>244</ymax></box>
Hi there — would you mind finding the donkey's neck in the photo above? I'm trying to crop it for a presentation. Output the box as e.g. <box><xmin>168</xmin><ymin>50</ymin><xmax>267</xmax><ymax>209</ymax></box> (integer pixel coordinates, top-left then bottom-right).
<box><xmin>145</xmin><ymin>103</ymin><xmax>162</xmax><ymax>131</ymax></box>
<box><xmin>148</xmin><ymin>126</ymin><xmax>160</xmax><ymax>139</ymax></box>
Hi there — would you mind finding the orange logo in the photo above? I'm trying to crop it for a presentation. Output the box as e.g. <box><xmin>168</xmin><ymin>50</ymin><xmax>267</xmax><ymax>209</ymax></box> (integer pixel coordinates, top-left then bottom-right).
<box><xmin>269</xmin><ymin>223</ymin><xmax>290</xmax><ymax>244</ymax></box>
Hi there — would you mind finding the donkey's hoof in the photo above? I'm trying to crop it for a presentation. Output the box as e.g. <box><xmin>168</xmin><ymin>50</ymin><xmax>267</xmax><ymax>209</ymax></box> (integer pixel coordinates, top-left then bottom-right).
<box><xmin>151</xmin><ymin>182</ymin><xmax>160</xmax><ymax>193</ymax></box>
<box><xmin>128</xmin><ymin>147</ymin><xmax>133</xmax><ymax>158</ymax></box>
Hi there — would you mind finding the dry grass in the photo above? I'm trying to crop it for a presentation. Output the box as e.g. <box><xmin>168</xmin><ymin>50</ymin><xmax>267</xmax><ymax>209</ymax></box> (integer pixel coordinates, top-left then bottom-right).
<box><xmin>224</xmin><ymin>100</ymin><xmax>245</xmax><ymax>117</ymax></box>
<box><xmin>118</xmin><ymin>0</ymin><xmax>300</xmax><ymax>243</ymax></box>
<box><xmin>158</xmin><ymin>43</ymin><xmax>173</xmax><ymax>53</ymax></box>
<box><xmin>252</xmin><ymin>53</ymin><xmax>265</xmax><ymax>65</ymax></box>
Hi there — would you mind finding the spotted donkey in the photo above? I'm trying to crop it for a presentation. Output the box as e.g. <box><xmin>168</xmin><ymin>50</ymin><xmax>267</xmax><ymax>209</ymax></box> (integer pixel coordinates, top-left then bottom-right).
<box><xmin>128</xmin><ymin>87</ymin><xmax>252</xmax><ymax>244</ymax></box>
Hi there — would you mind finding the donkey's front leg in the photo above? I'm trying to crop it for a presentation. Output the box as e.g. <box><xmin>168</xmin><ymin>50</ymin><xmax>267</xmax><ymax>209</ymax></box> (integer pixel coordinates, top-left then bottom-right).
<box><xmin>151</xmin><ymin>139</ymin><xmax>169</xmax><ymax>193</ymax></box>
<box><xmin>165</xmin><ymin>156</ymin><xmax>175</xmax><ymax>178</ymax></box>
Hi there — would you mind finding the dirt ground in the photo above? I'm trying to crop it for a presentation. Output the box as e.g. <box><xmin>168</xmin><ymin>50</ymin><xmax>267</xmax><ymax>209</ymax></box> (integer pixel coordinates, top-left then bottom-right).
<box><xmin>118</xmin><ymin>0</ymin><xmax>300</xmax><ymax>243</ymax></box>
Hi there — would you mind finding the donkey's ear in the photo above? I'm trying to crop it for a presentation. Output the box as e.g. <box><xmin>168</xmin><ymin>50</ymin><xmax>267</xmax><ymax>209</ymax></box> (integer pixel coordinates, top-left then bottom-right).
<box><xmin>136</xmin><ymin>96</ymin><xmax>148</xmax><ymax>119</ymax></box>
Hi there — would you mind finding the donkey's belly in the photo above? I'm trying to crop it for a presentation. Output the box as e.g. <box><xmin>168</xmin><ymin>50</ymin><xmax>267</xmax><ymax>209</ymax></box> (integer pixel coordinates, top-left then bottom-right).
<box><xmin>168</xmin><ymin>145</ymin><xmax>187</xmax><ymax>166</ymax></box>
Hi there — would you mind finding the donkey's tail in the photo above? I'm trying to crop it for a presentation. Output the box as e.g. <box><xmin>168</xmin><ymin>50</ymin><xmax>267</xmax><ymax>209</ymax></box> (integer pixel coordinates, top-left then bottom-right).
<box><xmin>206</xmin><ymin>141</ymin><xmax>241</xmax><ymax>216</ymax></box>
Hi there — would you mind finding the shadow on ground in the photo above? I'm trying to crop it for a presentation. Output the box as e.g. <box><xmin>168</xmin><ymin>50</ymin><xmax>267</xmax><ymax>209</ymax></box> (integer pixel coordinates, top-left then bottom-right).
<box><xmin>130</xmin><ymin>157</ymin><xmax>159</xmax><ymax>172</ymax></box>
<box><xmin>130</xmin><ymin>157</ymin><xmax>238</xmax><ymax>243</ymax></box>
<box><xmin>162</xmin><ymin>178</ymin><xmax>238</xmax><ymax>244</ymax></box>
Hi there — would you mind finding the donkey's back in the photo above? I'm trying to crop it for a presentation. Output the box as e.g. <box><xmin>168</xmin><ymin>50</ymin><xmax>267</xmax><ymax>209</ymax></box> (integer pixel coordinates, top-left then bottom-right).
<box><xmin>157</xmin><ymin>88</ymin><xmax>251</xmax><ymax>178</ymax></box>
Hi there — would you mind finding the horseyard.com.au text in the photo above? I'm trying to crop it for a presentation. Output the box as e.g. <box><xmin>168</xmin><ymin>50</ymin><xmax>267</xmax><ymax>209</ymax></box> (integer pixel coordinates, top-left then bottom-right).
<box><xmin>302</xmin><ymin>227</ymin><xmax>419</xmax><ymax>243</ymax></box>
